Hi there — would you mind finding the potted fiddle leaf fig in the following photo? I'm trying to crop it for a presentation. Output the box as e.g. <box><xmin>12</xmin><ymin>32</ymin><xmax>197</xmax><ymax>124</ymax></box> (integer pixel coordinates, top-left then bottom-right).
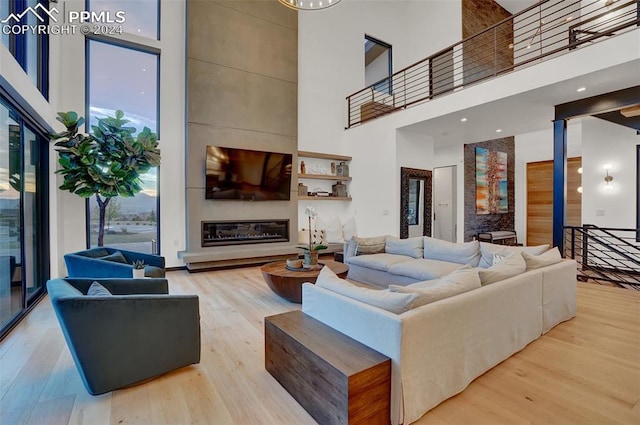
<box><xmin>50</xmin><ymin>110</ymin><xmax>161</xmax><ymax>246</ymax></box>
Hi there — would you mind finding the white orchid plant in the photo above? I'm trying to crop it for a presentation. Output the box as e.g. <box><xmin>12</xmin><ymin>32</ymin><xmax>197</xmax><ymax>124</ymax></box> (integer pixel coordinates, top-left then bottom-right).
<box><xmin>299</xmin><ymin>206</ymin><xmax>327</xmax><ymax>252</ymax></box>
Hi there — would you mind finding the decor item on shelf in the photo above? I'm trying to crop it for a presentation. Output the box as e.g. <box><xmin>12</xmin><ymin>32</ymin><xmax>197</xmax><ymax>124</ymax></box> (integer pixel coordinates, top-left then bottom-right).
<box><xmin>331</xmin><ymin>162</ymin><xmax>336</xmax><ymax>175</ymax></box>
<box><xmin>336</xmin><ymin>161</ymin><xmax>349</xmax><ymax>177</ymax></box>
<box><xmin>50</xmin><ymin>111</ymin><xmax>161</xmax><ymax>246</ymax></box>
<box><xmin>298</xmin><ymin>206</ymin><xmax>327</xmax><ymax>268</ymax></box>
<box><xmin>298</xmin><ymin>182</ymin><xmax>308</xmax><ymax>196</ymax></box>
<box><xmin>332</xmin><ymin>181</ymin><xmax>348</xmax><ymax>198</ymax></box>
<box><xmin>278</xmin><ymin>0</ymin><xmax>342</xmax><ymax>11</ymax></box>
<box><xmin>300</xmin><ymin>160</ymin><xmax>306</xmax><ymax>174</ymax></box>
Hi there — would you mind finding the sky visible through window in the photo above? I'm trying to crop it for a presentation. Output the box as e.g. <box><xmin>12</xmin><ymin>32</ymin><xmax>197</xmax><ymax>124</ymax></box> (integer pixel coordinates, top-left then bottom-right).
<box><xmin>89</xmin><ymin>0</ymin><xmax>159</xmax><ymax>40</ymax></box>
<box><xmin>87</xmin><ymin>39</ymin><xmax>159</xmax><ymax>252</ymax></box>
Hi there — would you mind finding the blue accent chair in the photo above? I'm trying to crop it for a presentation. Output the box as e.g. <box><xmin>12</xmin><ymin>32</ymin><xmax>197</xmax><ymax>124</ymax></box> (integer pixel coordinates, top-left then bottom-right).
<box><xmin>64</xmin><ymin>247</ymin><xmax>165</xmax><ymax>278</ymax></box>
<box><xmin>47</xmin><ymin>278</ymin><xmax>201</xmax><ymax>395</ymax></box>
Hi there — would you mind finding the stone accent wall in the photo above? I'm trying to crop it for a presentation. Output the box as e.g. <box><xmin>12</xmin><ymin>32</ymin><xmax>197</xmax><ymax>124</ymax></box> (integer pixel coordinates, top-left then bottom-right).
<box><xmin>462</xmin><ymin>0</ymin><xmax>513</xmax><ymax>85</ymax></box>
<box><xmin>463</xmin><ymin>137</ymin><xmax>515</xmax><ymax>242</ymax></box>
<box><xmin>185</xmin><ymin>1</ymin><xmax>298</xmax><ymax>258</ymax></box>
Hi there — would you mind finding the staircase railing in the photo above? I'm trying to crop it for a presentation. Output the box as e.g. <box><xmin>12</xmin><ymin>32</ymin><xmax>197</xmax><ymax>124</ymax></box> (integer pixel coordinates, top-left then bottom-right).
<box><xmin>346</xmin><ymin>0</ymin><xmax>640</xmax><ymax>128</ymax></box>
<box><xmin>564</xmin><ymin>224</ymin><xmax>640</xmax><ymax>290</ymax></box>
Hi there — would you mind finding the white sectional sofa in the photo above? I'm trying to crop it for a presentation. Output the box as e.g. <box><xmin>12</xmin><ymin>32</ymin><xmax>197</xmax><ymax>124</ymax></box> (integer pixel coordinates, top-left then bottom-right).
<box><xmin>301</xmin><ymin>236</ymin><xmax>577</xmax><ymax>425</ymax></box>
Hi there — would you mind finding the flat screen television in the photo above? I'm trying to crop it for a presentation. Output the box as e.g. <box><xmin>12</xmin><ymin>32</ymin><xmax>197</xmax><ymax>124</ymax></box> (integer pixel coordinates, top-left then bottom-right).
<box><xmin>205</xmin><ymin>146</ymin><xmax>292</xmax><ymax>200</ymax></box>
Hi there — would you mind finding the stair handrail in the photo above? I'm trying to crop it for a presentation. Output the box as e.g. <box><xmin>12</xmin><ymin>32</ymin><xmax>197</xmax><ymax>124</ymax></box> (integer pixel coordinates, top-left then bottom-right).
<box><xmin>576</xmin><ymin>224</ymin><xmax>640</xmax><ymax>269</ymax></box>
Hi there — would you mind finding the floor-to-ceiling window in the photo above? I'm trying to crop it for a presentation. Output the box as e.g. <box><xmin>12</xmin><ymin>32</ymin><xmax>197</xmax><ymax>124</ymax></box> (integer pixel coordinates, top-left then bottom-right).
<box><xmin>85</xmin><ymin>0</ymin><xmax>161</xmax><ymax>254</ymax></box>
<box><xmin>0</xmin><ymin>98</ymin><xmax>49</xmax><ymax>339</ymax></box>
<box><xmin>0</xmin><ymin>0</ymin><xmax>49</xmax><ymax>98</ymax></box>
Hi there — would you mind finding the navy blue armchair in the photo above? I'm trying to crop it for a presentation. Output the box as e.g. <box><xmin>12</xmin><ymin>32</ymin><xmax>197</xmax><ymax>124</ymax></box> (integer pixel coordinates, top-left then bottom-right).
<box><xmin>64</xmin><ymin>247</ymin><xmax>165</xmax><ymax>278</ymax></box>
<box><xmin>47</xmin><ymin>278</ymin><xmax>201</xmax><ymax>395</ymax></box>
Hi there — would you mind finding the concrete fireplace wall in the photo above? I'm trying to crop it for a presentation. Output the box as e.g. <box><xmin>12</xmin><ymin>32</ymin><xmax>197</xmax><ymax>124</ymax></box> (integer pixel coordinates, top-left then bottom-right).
<box><xmin>184</xmin><ymin>1</ymin><xmax>298</xmax><ymax>266</ymax></box>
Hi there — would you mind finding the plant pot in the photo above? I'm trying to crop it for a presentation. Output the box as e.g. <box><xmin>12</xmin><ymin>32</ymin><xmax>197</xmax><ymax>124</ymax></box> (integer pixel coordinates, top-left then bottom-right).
<box><xmin>132</xmin><ymin>268</ymin><xmax>145</xmax><ymax>278</ymax></box>
<box><xmin>303</xmin><ymin>250</ymin><xmax>319</xmax><ymax>267</ymax></box>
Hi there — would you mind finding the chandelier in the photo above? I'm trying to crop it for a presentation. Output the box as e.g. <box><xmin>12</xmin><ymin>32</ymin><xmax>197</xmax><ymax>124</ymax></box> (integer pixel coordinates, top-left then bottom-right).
<box><xmin>278</xmin><ymin>0</ymin><xmax>342</xmax><ymax>11</ymax></box>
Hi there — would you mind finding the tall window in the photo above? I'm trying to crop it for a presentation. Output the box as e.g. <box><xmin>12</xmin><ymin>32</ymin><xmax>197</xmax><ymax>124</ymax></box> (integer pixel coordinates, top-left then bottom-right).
<box><xmin>89</xmin><ymin>0</ymin><xmax>160</xmax><ymax>40</ymax></box>
<box><xmin>86</xmin><ymin>38</ymin><xmax>160</xmax><ymax>253</ymax></box>
<box><xmin>0</xmin><ymin>0</ymin><xmax>49</xmax><ymax>97</ymax></box>
<box><xmin>365</xmin><ymin>35</ymin><xmax>392</xmax><ymax>95</ymax></box>
<box><xmin>0</xmin><ymin>96</ymin><xmax>49</xmax><ymax>339</ymax></box>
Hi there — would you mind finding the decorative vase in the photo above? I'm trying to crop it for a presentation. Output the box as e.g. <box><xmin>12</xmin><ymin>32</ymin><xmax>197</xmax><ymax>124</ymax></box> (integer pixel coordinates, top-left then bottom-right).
<box><xmin>132</xmin><ymin>268</ymin><xmax>145</xmax><ymax>278</ymax></box>
<box><xmin>303</xmin><ymin>250</ymin><xmax>319</xmax><ymax>267</ymax></box>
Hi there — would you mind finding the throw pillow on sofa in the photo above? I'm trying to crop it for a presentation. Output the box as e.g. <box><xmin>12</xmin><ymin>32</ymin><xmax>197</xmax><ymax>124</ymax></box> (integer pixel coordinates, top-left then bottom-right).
<box><xmin>423</xmin><ymin>237</ymin><xmax>481</xmax><ymax>267</ymax></box>
<box><xmin>353</xmin><ymin>236</ymin><xmax>386</xmax><ymax>255</ymax></box>
<box><xmin>478</xmin><ymin>252</ymin><xmax>526</xmax><ymax>285</ymax></box>
<box><xmin>478</xmin><ymin>242</ymin><xmax>549</xmax><ymax>268</ymax></box>
<box><xmin>101</xmin><ymin>251</ymin><xmax>128</xmax><ymax>264</ymax></box>
<box><xmin>316</xmin><ymin>216</ymin><xmax>344</xmax><ymax>243</ymax></box>
<box><xmin>385</xmin><ymin>236</ymin><xmax>423</xmax><ymax>258</ymax></box>
<box><xmin>298</xmin><ymin>228</ymin><xmax>327</xmax><ymax>245</ymax></box>
<box><xmin>87</xmin><ymin>281</ymin><xmax>113</xmax><ymax>296</ymax></box>
<box><xmin>522</xmin><ymin>247</ymin><xmax>562</xmax><ymax>270</ymax></box>
<box><xmin>315</xmin><ymin>266</ymin><xmax>417</xmax><ymax>314</ymax></box>
<box><xmin>342</xmin><ymin>217</ymin><xmax>358</xmax><ymax>241</ymax></box>
<box><xmin>389</xmin><ymin>265</ymin><xmax>481</xmax><ymax>307</ymax></box>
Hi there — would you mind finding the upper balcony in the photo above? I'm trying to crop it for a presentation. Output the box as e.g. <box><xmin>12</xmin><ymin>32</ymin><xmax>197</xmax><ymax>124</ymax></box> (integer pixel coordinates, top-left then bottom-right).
<box><xmin>346</xmin><ymin>0</ymin><xmax>640</xmax><ymax>128</ymax></box>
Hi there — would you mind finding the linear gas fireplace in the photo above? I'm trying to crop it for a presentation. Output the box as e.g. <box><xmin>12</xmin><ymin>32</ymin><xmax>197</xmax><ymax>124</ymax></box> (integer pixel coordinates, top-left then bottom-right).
<box><xmin>202</xmin><ymin>220</ymin><xmax>290</xmax><ymax>247</ymax></box>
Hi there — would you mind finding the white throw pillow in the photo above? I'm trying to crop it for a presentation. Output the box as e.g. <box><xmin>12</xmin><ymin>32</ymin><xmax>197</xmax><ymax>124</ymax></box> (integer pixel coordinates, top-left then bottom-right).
<box><xmin>315</xmin><ymin>266</ymin><xmax>417</xmax><ymax>314</ymax></box>
<box><xmin>385</xmin><ymin>236</ymin><xmax>424</xmax><ymax>259</ymax></box>
<box><xmin>353</xmin><ymin>236</ymin><xmax>386</xmax><ymax>255</ymax></box>
<box><xmin>478</xmin><ymin>242</ymin><xmax>549</xmax><ymax>268</ymax></box>
<box><xmin>298</xmin><ymin>228</ymin><xmax>327</xmax><ymax>245</ymax></box>
<box><xmin>317</xmin><ymin>216</ymin><xmax>344</xmax><ymax>243</ymax></box>
<box><xmin>478</xmin><ymin>252</ymin><xmax>526</xmax><ymax>285</ymax></box>
<box><xmin>389</xmin><ymin>265</ymin><xmax>481</xmax><ymax>307</ymax></box>
<box><xmin>522</xmin><ymin>247</ymin><xmax>562</xmax><ymax>270</ymax></box>
<box><xmin>342</xmin><ymin>217</ymin><xmax>358</xmax><ymax>241</ymax></box>
<box><xmin>423</xmin><ymin>237</ymin><xmax>481</xmax><ymax>267</ymax></box>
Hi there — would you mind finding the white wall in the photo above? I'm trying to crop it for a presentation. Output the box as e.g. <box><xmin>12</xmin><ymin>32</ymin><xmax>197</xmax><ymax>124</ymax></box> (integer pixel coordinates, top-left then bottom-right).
<box><xmin>581</xmin><ymin>117</ymin><xmax>638</xmax><ymax>228</ymax></box>
<box><xmin>514</xmin><ymin>122</ymin><xmax>582</xmax><ymax>244</ymax></box>
<box><xmin>298</xmin><ymin>0</ymin><xmax>462</xmax><ymax>237</ymax></box>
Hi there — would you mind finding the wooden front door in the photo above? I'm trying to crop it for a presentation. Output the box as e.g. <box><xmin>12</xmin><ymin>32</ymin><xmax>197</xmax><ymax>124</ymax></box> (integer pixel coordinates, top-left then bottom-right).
<box><xmin>526</xmin><ymin>157</ymin><xmax>582</xmax><ymax>247</ymax></box>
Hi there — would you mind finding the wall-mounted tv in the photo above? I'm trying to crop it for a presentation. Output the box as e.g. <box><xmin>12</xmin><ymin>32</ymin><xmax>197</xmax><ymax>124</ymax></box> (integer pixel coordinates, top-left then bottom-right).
<box><xmin>205</xmin><ymin>146</ymin><xmax>292</xmax><ymax>200</ymax></box>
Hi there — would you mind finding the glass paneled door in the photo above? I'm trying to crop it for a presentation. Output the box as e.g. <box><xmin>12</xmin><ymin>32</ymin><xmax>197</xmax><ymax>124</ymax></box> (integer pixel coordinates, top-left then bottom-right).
<box><xmin>0</xmin><ymin>107</ymin><xmax>22</xmax><ymax>329</ymax></box>
<box><xmin>0</xmin><ymin>98</ymin><xmax>48</xmax><ymax>337</ymax></box>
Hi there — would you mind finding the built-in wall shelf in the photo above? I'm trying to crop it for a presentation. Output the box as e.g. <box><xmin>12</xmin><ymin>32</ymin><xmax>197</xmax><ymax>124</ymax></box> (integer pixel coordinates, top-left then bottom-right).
<box><xmin>299</xmin><ymin>196</ymin><xmax>352</xmax><ymax>201</ymax></box>
<box><xmin>298</xmin><ymin>151</ymin><xmax>352</xmax><ymax>162</ymax></box>
<box><xmin>298</xmin><ymin>173</ymin><xmax>352</xmax><ymax>181</ymax></box>
<box><xmin>298</xmin><ymin>151</ymin><xmax>352</xmax><ymax>201</ymax></box>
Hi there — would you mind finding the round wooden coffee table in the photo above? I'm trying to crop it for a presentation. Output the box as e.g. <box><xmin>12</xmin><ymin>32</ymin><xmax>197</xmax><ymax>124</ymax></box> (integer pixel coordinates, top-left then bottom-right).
<box><xmin>261</xmin><ymin>260</ymin><xmax>349</xmax><ymax>303</ymax></box>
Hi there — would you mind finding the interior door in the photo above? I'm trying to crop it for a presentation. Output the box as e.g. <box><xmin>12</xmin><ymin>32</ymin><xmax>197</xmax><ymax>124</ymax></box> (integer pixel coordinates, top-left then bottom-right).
<box><xmin>526</xmin><ymin>157</ymin><xmax>582</xmax><ymax>246</ymax></box>
<box><xmin>433</xmin><ymin>166</ymin><xmax>457</xmax><ymax>242</ymax></box>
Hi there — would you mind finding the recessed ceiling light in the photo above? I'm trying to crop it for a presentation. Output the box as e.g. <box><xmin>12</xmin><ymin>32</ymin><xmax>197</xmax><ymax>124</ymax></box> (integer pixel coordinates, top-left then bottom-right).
<box><xmin>496</xmin><ymin>129</ymin><xmax>502</xmax><ymax>133</ymax></box>
<box><xmin>577</xmin><ymin>87</ymin><xmax>586</xmax><ymax>92</ymax></box>
<box><xmin>461</xmin><ymin>118</ymin><xmax>467</xmax><ymax>122</ymax></box>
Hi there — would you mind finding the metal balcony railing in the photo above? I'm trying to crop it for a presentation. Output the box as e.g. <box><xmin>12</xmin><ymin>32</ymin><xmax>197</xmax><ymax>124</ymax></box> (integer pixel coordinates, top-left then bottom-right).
<box><xmin>564</xmin><ymin>224</ymin><xmax>640</xmax><ymax>290</ymax></box>
<box><xmin>346</xmin><ymin>0</ymin><xmax>640</xmax><ymax>128</ymax></box>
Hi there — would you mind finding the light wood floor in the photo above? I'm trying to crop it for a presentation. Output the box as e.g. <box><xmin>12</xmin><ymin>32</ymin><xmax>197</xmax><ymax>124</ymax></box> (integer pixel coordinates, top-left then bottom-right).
<box><xmin>1</xmin><ymin>267</ymin><xmax>638</xmax><ymax>425</ymax></box>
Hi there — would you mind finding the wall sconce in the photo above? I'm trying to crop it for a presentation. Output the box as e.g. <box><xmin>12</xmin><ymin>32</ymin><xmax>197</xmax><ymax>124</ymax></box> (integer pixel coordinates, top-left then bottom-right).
<box><xmin>603</xmin><ymin>163</ymin><xmax>614</xmax><ymax>190</ymax></box>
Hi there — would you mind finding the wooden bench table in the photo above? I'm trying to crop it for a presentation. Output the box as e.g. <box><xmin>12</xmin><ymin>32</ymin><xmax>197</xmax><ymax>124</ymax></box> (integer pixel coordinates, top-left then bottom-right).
<box><xmin>265</xmin><ymin>310</ymin><xmax>391</xmax><ymax>425</ymax></box>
